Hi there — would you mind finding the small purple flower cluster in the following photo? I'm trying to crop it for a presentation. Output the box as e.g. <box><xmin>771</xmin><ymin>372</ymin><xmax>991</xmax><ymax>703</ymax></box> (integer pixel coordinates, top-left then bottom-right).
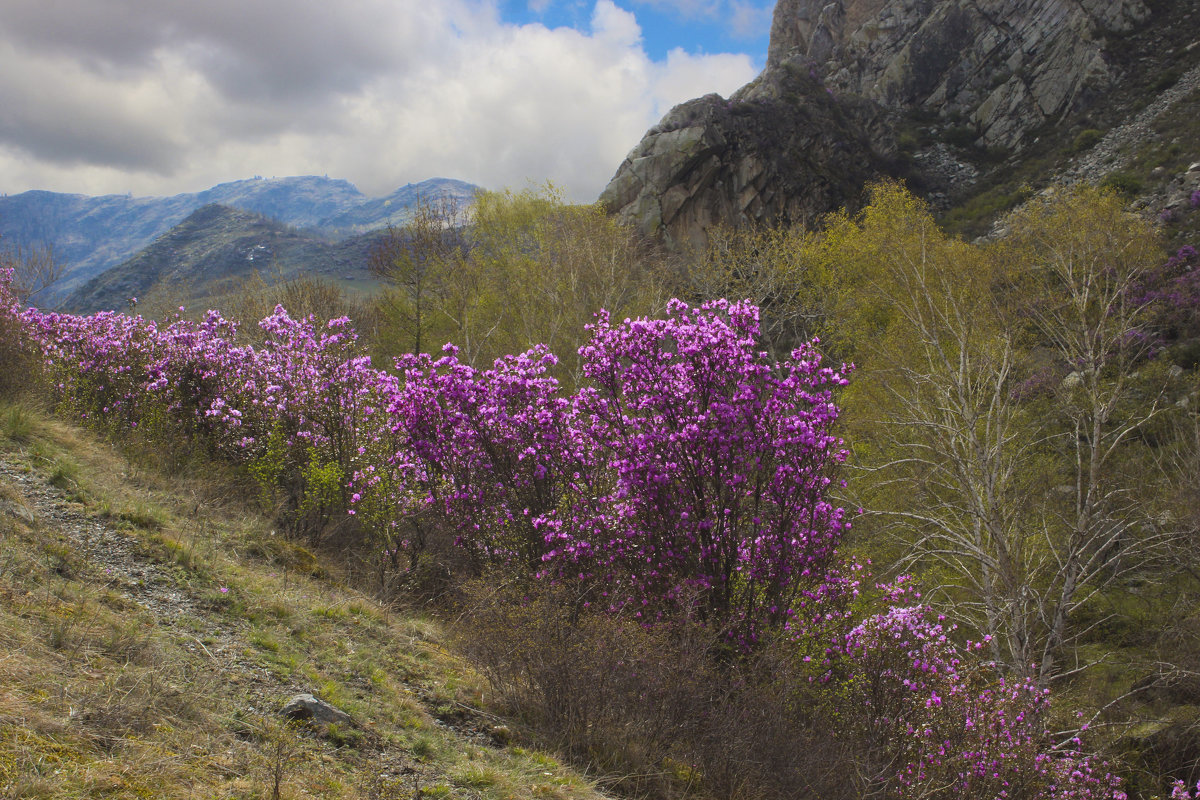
<box><xmin>1129</xmin><ymin>245</ymin><xmax>1200</xmax><ymax>345</ymax></box>
<box><xmin>1173</xmin><ymin>780</ymin><xmax>1200</xmax><ymax>799</ymax></box>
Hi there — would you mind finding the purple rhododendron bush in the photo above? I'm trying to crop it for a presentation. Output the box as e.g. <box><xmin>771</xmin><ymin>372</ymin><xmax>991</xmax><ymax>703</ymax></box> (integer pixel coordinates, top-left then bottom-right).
<box><xmin>0</xmin><ymin>267</ymin><xmax>1127</xmax><ymax>799</ymax></box>
<box><xmin>0</xmin><ymin>267</ymin><xmax>42</xmax><ymax>398</ymax></box>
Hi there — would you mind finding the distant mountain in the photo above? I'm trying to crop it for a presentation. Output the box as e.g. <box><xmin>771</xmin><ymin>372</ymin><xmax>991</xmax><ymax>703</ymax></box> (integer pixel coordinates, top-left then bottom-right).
<box><xmin>0</xmin><ymin>176</ymin><xmax>479</xmax><ymax>301</ymax></box>
<box><xmin>62</xmin><ymin>204</ymin><xmax>391</xmax><ymax>315</ymax></box>
<box><xmin>313</xmin><ymin>179</ymin><xmax>479</xmax><ymax>234</ymax></box>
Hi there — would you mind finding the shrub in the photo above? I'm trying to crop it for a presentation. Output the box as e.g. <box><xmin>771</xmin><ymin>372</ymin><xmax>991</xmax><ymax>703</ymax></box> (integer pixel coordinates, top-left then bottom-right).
<box><xmin>457</xmin><ymin>580</ymin><xmax>859</xmax><ymax>800</ymax></box>
<box><xmin>1073</xmin><ymin>129</ymin><xmax>1105</xmax><ymax>152</ymax></box>
<box><xmin>838</xmin><ymin>584</ymin><xmax>1126</xmax><ymax>799</ymax></box>
<box><xmin>1099</xmin><ymin>172</ymin><xmax>1144</xmax><ymax>198</ymax></box>
<box><xmin>0</xmin><ymin>268</ymin><xmax>39</xmax><ymax>400</ymax></box>
<box><xmin>557</xmin><ymin>299</ymin><xmax>851</xmax><ymax>640</ymax></box>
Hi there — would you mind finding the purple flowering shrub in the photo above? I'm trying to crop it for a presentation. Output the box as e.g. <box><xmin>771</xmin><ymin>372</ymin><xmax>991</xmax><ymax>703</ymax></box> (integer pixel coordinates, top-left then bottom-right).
<box><xmin>1132</xmin><ymin>245</ymin><xmax>1200</xmax><ymax>356</ymax></box>
<box><xmin>12</xmin><ymin>292</ymin><xmax>1133</xmax><ymax>799</ymax></box>
<box><xmin>558</xmin><ymin>299</ymin><xmax>851</xmax><ymax>636</ymax></box>
<box><xmin>841</xmin><ymin>580</ymin><xmax>1124</xmax><ymax>799</ymax></box>
<box><xmin>383</xmin><ymin>343</ymin><xmax>593</xmax><ymax>573</ymax></box>
<box><xmin>21</xmin><ymin>300</ymin><xmax>386</xmax><ymax>540</ymax></box>
<box><xmin>0</xmin><ymin>266</ymin><xmax>34</xmax><ymax>398</ymax></box>
<box><xmin>0</xmin><ymin>267</ymin><xmax>38</xmax><ymax>398</ymax></box>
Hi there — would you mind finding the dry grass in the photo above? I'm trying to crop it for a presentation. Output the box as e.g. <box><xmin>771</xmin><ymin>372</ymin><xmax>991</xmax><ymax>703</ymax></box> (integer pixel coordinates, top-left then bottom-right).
<box><xmin>0</xmin><ymin>404</ymin><xmax>614</xmax><ymax>800</ymax></box>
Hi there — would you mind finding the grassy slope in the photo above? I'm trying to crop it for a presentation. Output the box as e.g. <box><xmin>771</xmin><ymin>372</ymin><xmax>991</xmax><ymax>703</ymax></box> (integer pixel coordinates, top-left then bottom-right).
<box><xmin>0</xmin><ymin>399</ymin><xmax>608</xmax><ymax>800</ymax></box>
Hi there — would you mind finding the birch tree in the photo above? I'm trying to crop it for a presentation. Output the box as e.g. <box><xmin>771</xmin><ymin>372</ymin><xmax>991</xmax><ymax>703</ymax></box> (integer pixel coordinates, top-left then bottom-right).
<box><xmin>836</xmin><ymin>183</ymin><xmax>1176</xmax><ymax>684</ymax></box>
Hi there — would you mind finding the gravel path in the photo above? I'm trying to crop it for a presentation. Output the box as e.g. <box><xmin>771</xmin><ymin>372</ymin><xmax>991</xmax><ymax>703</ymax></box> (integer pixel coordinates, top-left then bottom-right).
<box><xmin>0</xmin><ymin>454</ymin><xmax>281</xmax><ymax>696</ymax></box>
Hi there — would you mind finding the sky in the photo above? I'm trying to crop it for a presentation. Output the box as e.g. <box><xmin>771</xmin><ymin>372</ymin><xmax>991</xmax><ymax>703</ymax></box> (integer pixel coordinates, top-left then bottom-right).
<box><xmin>0</xmin><ymin>0</ymin><xmax>773</xmax><ymax>203</ymax></box>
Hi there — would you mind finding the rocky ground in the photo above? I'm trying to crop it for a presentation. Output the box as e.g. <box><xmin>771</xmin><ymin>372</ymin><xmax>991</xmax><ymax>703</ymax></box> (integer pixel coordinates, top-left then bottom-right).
<box><xmin>1063</xmin><ymin>61</ymin><xmax>1200</xmax><ymax>186</ymax></box>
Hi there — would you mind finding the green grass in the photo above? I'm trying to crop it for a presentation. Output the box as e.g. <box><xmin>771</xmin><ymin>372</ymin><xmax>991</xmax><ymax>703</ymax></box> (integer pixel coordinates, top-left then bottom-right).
<box><xmin>0</xmin><ymin>404</ymin><xmax>611</xmax><ymax>800</ymax></box>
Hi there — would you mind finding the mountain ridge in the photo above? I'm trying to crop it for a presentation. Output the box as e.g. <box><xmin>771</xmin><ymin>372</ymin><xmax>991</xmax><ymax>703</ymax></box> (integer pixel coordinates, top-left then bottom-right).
<box><xmin>0</xmin><ymin>176</ymin><xmax>478</xmax><ymax>300</ymax></box>
<box><xmin>61</xmin><ymin>203</ymin><xmax>392</xmax><ymax>315</ymax></box>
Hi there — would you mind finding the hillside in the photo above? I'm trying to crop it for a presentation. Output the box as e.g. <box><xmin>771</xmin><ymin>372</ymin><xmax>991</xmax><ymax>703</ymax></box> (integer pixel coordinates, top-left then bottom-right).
<box><xmin>0</xmin><ymin>400</ymin><xmax>612</xmax><ymax>800</ymax></box>
<box><xmin>0</xmin><ymin>177</ymin><xmax>478</xmax><ymax>300</ymax></box>
<box><xmin>61</xmin><ymin>204</ymin><xmax>390</xmax><ymax>315</ymax></box>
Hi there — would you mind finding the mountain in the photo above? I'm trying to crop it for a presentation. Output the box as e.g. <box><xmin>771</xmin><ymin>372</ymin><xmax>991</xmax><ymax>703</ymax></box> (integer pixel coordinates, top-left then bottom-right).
<box><xmin>61</xmin><ymin>204</ymin><xmax>390</xmax><ymax>315</ymax></box>
<box><xmin>0</xmin><ymin>176</ymin><xmax>478</xmax><ymax>299</ymax></box>
<box><xmin>602</xmin><ymin>0</ymin><xmax>1200</xmax><ymax>247</ymax></box>
<box><xmin>314</xmin><ymin>178</ymin><xmax>479</xmax><ymax>234</ymax></box>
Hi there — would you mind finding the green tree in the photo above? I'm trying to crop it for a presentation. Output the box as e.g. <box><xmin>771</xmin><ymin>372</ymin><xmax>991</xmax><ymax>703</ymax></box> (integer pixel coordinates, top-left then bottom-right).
<box><xmin>368</xmin><ymin>196</ymin><xmax>469</xmax><ymax>358</ymax></box>
<box><xmin>829</xmin><ymin>183</ymin><xmax>1180</xmax><ymax>684</ymax></box>
<box><xmin>370</xmin><ymin>184</ymin><xmax>666</xmax><ymax>380</ymax></box>
<box><xmin>684</xmin><ymin>224</ymin><xmax>833</xmax><ymax>363</ymax></box>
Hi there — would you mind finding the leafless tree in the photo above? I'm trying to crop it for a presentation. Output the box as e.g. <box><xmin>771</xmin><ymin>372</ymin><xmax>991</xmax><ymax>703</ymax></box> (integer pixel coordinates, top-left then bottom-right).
<box><xmin>2</xmin><ymin>242</ymin><xmax>63</xmax><ymax>306</ymax></box>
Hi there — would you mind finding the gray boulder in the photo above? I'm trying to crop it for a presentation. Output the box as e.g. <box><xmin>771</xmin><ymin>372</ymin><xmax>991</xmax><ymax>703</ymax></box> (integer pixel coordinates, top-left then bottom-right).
<box><xmin>280</xmin><ymin>693</ymin><xmax>352</xmax><ymax>727</ymax></box>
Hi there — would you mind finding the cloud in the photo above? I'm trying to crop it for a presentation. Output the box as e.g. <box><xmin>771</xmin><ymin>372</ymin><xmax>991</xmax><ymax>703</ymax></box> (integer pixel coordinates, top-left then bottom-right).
<box><xmin>0</xmin><ymin>0</ymin><xmax>758</xmax><ymax>201</ymax></box>
<box><xmin>728</xmin><ymin>1</ymin><xmax>775</xmax><ymax>39</ymax></box>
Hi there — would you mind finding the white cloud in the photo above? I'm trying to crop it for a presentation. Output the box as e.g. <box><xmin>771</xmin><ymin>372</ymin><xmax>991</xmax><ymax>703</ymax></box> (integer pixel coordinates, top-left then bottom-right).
<box><xmin>0</xmin><ymin>0</ymin><xmax>757</xmax><ymax>202</ymax></box>
<box><xmin>728</xmin><ymin>1</ymin><xmax>774</xmax><ymax>39</ymax></box>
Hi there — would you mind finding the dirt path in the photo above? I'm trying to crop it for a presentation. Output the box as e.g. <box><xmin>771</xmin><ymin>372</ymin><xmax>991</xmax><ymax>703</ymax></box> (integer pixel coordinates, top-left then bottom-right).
<box><xmin>0</xmin><ymin>455</ymin><xmax>276</xmax><ymax>693</ymax></box>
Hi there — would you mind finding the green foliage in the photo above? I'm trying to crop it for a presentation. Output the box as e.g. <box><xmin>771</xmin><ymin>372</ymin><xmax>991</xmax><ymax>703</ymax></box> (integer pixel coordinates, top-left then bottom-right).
<box><xmin>298</xmin><ymin>448</ymin><xmax>342</xmax><ymax>516</ymax></box>
<box><xmin>824</xmin><ymin>183</ymin><xmax>1188</xmax><ymax>688</ymax></box>
<box><xmin>369</xmin><ymin>184</ymin><xmax>666</xmax><ymax>381</ymax></box>
<box><xmin>942</xmin><ymin>124</ymin><xmax>980</xmax><ymax>148</ymax></box>
<box><xmin>1072</xmin><ymin>129</ymin><xmax>1105</xmax><ymax>152</ymax></box>
<box><xmin>1099</xmin><ymin>171</ymin><xmax>1144</xmax><ymax>198</ymax></box>
<box><xmin>683</xmin><ymin>223</ymin><xmax>833</xmax><ymax>360</ymax></box>
<box><xmin>1</xmin><ymin>401</ymin><xmax>36</xmax><ymax>443</ymax></box>
<box><xmin>247</xmin><ymin>423</ymin><xmax>289</xmax><ymax>509</ymax></box>
<box><xmin>1152</xmin><ymin>69</ymin><xmax>1182</xmax><ymax>92</ymax></box>
<box><xmin>940</xmin><ymin>183</ymin><xmax>1034</xmax><ymax>235</ymax></box>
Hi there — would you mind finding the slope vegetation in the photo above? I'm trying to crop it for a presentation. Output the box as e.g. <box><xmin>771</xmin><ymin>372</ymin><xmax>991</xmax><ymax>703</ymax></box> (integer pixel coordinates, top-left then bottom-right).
<box><xmin>0</xmin><ymin>400</ymin><xmax>608</xmax><ymax>800</ymax></box>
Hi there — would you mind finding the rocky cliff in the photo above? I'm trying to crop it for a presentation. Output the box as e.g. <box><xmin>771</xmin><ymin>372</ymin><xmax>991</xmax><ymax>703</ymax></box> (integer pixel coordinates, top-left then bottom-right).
<box><xmin>602</xmin><ymin>0</ymin><xmax>1198</xmax><ymax>248</ymax></box>
<box><xmin>600</xmin><ymin>66</ymin><xmax>896</xmax><ymax>252</ymax></box>
<box><xmin>769</xmin><ymin>0</ymin><xmax>1149</xmax><ymax>149</ymax></box>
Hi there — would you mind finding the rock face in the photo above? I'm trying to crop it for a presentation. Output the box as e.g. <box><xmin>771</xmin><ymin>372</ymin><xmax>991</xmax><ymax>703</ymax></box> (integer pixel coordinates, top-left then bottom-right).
<box><xmin>600</xmin><ymin>65</ymin><xmax>896</xmax><ymax>251</ymax></box>
<box><xmin>601</xmin><ymin>0</ymin><xmax>1159</xmax><ymax>247</ymax></box>
<box><xmin>768</xmin><ymin>0</ymin><xmax>1150</xmax><ymax>149</ymax></box>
